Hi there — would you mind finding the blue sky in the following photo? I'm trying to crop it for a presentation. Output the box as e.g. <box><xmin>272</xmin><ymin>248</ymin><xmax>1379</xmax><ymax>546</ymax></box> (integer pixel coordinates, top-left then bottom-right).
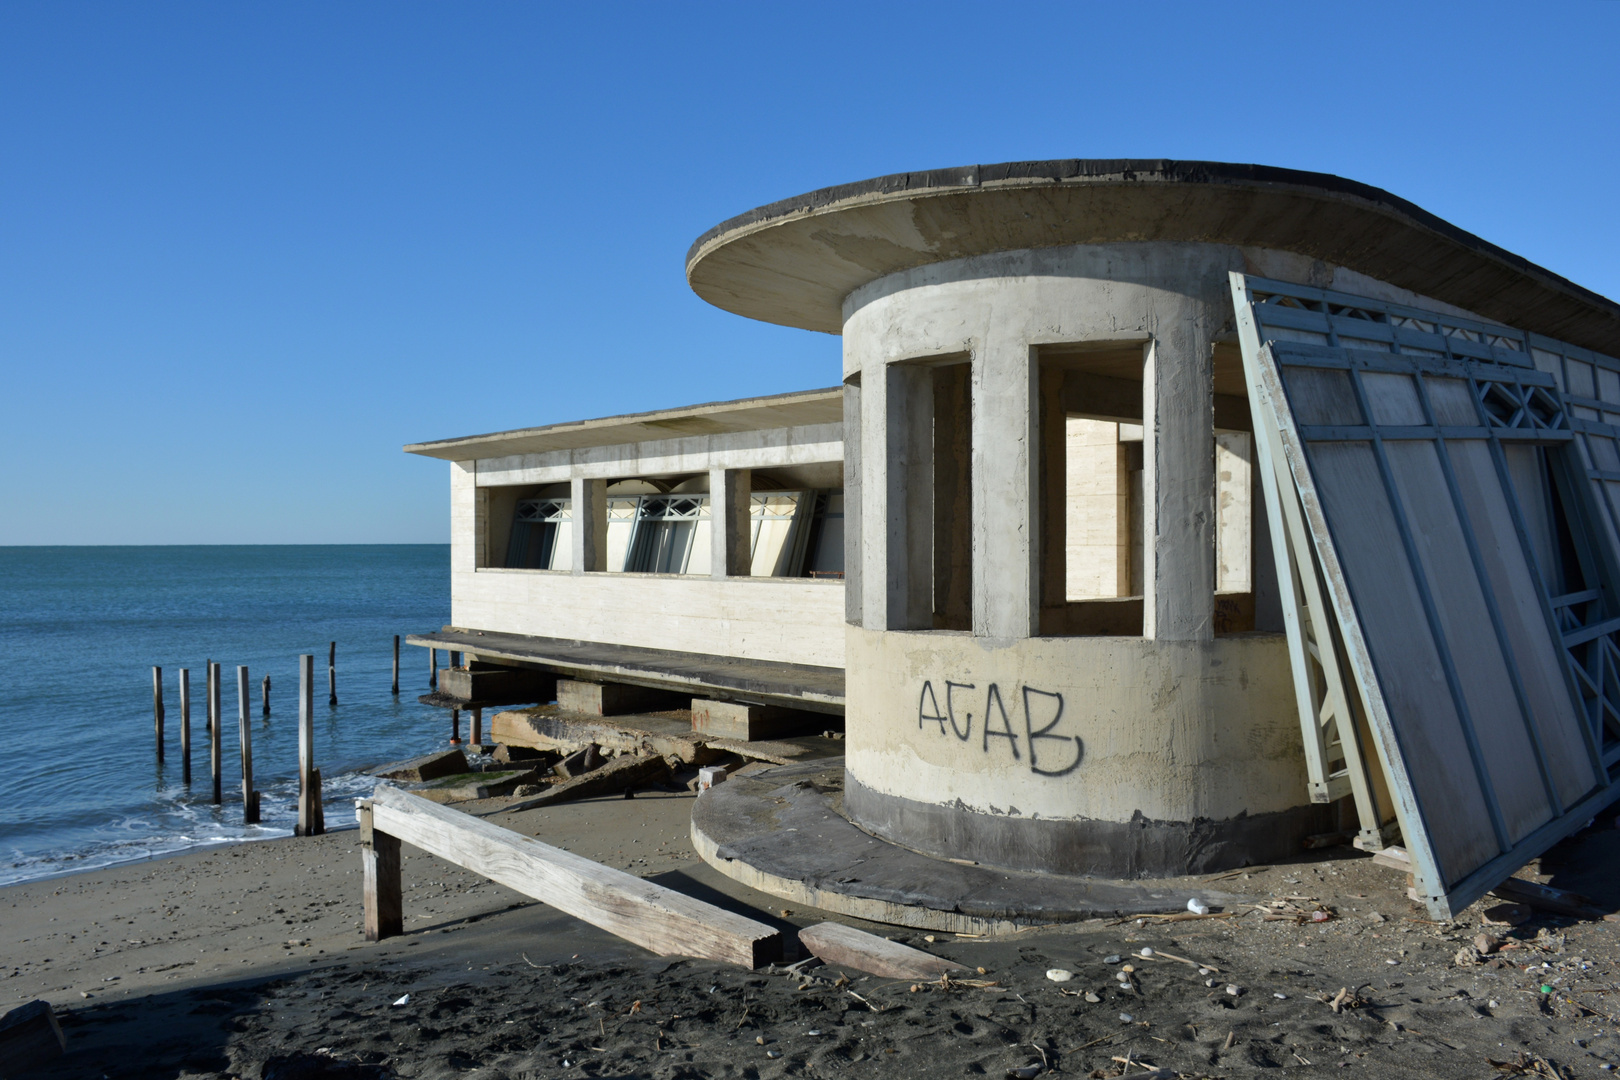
<box><xmin>3</xmin><ymin>2</ymin><xmax>1617</xmax><ymax>544</ymax></box>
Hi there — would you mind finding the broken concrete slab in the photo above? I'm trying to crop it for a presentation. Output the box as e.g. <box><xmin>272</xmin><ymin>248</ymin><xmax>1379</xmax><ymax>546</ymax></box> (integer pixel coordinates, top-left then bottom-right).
<box><xmin>554</xmin><ymin>744</ymin><xmax>604</xmax><ymax>780</ymax></box>
<box><xmin>370</xmin><ymin>748</ymin><xmax>468</xmax><ymax>783</ymax></box>
<box><xmin>415</xmin><ymin>769</ymin><xmax>539</xmax><ymax>804</ymax></box>
<box><xmin>504</xmin><ymin>754</ymin><xmax>671</xmax><ymax>813</ymax></box>
<box><xmin>492</xmin><ymin>705</ymin><xmax>721</xmax><ymax>766</ymax></box>
<box><xmin>703</xmin><ymin>735</ymin><xmax>845</xmax><ymax>767</ymax></box>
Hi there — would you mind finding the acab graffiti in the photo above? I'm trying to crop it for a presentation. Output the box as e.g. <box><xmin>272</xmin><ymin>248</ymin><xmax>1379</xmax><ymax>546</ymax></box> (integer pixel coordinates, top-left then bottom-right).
<box><xmin>917</xmin><ymin>680</ymin><xmax>1083</xmax><ymax>777</ymax></box>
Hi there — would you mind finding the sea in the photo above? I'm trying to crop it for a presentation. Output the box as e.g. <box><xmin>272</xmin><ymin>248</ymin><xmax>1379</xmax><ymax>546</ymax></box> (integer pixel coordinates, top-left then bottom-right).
<box><xmin>0</xmin><ymin>545</ymin><xmax>452</xmax><ymax>887</ymax></box>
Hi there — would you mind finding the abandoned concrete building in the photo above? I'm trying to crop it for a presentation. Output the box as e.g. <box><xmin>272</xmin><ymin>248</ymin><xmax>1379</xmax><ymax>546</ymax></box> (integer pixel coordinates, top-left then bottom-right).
<box><xmin>408</xmin><ymin>160</ymin><xmax>1620</xmax><ymax>924</ymax></box>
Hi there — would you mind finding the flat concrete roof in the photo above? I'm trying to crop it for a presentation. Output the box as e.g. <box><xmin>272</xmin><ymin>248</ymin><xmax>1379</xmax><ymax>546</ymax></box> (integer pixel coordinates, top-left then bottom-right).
<box><xmin>686</xmin><ymin>159</ymin><xmax>1620</xmax><ymax>356</ymax></box>
<box><xmin>404</xmin><ymin>386</ymin><xmax>841</xmax><ymax>461</ymax></box>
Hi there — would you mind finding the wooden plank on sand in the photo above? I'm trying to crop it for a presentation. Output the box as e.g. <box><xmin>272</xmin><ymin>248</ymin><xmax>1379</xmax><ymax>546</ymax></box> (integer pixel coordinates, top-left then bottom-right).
<box><xmin>799</xmin><ymin>921</ymin><xmax>963</xmax><ymax>980</ymax></box>
<box><xmin>362</xmin><ymin>784</ymin><xmax>781</xmax><ymax>967</ymax></box>
<box><xmin>0</xmin><ymin>999</ymin><xmax>66</xmax><ymax>1071</ymax></box>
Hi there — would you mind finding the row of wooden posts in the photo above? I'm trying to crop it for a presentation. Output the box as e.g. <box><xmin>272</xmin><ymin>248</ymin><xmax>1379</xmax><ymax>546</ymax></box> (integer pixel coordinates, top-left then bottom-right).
<box><xmin>147</xmin><ymin>635</ymin><xmax>403</xmax><ymax>834</ymax></box>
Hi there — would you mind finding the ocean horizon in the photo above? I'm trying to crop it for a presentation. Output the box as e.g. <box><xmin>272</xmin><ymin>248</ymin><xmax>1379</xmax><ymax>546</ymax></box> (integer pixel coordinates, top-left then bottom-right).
<box><xmin>0</xmin><ymin>544</ymin><xmax>453</xmax><ymax>886</ymax></box>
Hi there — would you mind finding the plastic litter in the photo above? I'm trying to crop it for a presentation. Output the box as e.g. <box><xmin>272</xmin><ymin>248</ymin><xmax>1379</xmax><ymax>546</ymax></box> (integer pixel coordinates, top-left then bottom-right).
<box><xmin>1187</xmin><ymin>898</ymin><xmax>1210</xmax><ymax>915</ymax></box>
<box><xmin>391</xmin><ymin>995</ymin><xmax>410</xmax><ymax>1007</ymax></box>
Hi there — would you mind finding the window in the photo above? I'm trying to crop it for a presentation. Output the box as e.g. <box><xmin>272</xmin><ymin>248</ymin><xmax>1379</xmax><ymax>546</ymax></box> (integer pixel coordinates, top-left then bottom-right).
<box><xmin>623</xmin><ymin>495</ymin><xmax>711</xmax><ymax>574</ymax></box>
<box><xmin>505</xmin><ymin>498</ymin><xmax>573</xmax><ymax>570</ymax></box>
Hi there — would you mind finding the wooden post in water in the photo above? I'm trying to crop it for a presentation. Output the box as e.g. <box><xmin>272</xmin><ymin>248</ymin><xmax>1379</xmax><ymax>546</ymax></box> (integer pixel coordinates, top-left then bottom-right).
<box><xmin>151</xmin><ymin>666</ymin><xmax>165</xmax><ymax>762</ymax></box>
<box><xmin>328</xmin><ymin>641</ymin><xmax>337</xmax><ymax>706</ymax></box>
<box><xmin>429</xmin><ymin>646</ymin><xmax>437</xmax><ymax>689</ymax></box>
<box><xmin>470</xmin><ymin>707</ymin><xmax>482</xmax><ymax>746</ymax></box>
<box><xmin>262</xmin><ymin>674</ymin><xmax>271</xmax><ymax>717</ymax></box>
<box><xmin>237</xmin><ymin>666</ymin><xmax>259</xmax><ymax>824</ymax></box>
<box><xmin>178</xmin><ymin>668</ymin><xmax>192</xmax><ymax>784</ymax></box>
<box><xmin>449</xmin><ymin>708</ymin><xmax>461</xmax><ymax>745</ymax></box>
<box><xmin>298</xmin><ymin>654</ymin><xmax>325</xmax><ymax>836</ymax></box>
<box><xmin>208</xmin><ymin>662</ymin><xmax>222</xmax><ymax>805</ymax></box>
<box><xmin>392</xmin><ymin>635</ymin><xmax>400</xmax><ymax>695</ymax></box>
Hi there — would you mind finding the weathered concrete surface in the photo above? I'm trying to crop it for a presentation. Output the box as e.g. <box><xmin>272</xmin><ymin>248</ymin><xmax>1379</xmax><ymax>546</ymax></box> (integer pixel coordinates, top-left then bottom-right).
<box><xmin>689</xmin><ymin>699</ymin><xmax>823</xmax><ymax>742</ymax></box>
<box><xmin>685</xmin><ymin>159</ymin><xmax>1620</xmax><ymax>355</ymax></box>
<box><xmin>691</xmin><ymin>760</ymin><xmax>1248</xmax><ymax>931</ymax></box>
<box><xmin>370</xmin><ymin>748</ymin><xmax>469</xmax><ymax>783</ymax></box>
<box><xmin>841</xmin><ymin>624</ymin><xmax>1321</xmax><ymax>876</ymax></box>
<box><xmin>556</xmin><ymin>678</ymin><xmax>686</xmax><ymax>717</ymax></box>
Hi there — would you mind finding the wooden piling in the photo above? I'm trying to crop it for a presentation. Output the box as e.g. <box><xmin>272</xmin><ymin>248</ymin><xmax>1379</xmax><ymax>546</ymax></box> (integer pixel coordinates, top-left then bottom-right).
<box><xmin>178</xmin><ymin>668</ymin><xmax>192</xmax><ymax>784</ymax></box>
<box><xmin>262</xmin><ymin>674</ymin><xmax>271</xmax><ymax>717</ymax></box>
<box><xmin>449</xmin><ymin>708</ymin><xmax>461</xmax><ymax>745</ymax></box>
<box><xmin>298</xmin><ymin>654</ymin><xmax>324</xmax><ymax>836</ymax></box>
<box><xmin>357</xmin><ymin>801</ymin><xmax>402</xmax><ymax>941</ymax></box>
<box><xmin>470</xmin><ymin>707</ymin><xmax>482</xmax><ymax>746</ymax></box>
<box><xmin>208</xmin><ymin>662</ymin><xmax>222</xmax><ymax>805</ymax></box>
<box><xmin>429</xmin><ymin>647</ymin><xmax>437</xmax><ymax>688</ymax></box>
<box><xmin>392</xmin><ymin>635</ymin><xmax>400</xmax><ymax>695</ymax></box>
<box><xmin>151</xmin><ymin>666</ymin><xmax>165</xmax><ymax>762</ymax></box>
<box><xmin>237</xmin><ymin>666</ymin><xmax>259</xmax><ymax>825</ymax></box>
<box><xmin>328</xmin><ymin>641</ymin><xmax>337</xmax><ymax>706</ymax></box>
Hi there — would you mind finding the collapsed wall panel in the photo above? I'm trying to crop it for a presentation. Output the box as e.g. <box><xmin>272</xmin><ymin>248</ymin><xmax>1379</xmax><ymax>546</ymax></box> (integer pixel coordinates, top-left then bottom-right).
<box><xmin>1231</xmin><ymin>272</ymin><xmax>1620</xmax><ymax>919</ymax></box>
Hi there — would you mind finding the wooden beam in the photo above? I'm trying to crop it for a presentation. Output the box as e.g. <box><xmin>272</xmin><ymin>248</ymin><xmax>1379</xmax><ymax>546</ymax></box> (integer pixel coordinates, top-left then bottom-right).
<box><xmin>361</xmin><ymin>785</ymin><xmax>780</xmax><ymax>967</ymax></box>
<box><xmin>0</xmin><ymin>1000</ymin><xmax>66</xmax><ymax>1071</ymax></box>
<box><xmin>798</xmin><ymin>921</ymin><xmax>963</xmax><ymax>980</ymax></box>
<box><xmin>358</xmin><ymin>801</ymin><xmax>402</xmax><ymax>941</ymax></box>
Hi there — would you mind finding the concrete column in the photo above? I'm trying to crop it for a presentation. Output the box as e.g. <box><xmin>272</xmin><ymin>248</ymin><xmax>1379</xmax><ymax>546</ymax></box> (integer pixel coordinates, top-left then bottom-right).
<box><xmin>570</xmin><ymin>476</ymin><xmax>608</xmax><ymax>574</ymax></box>
<box><xmin>1142</xmin><ymin>332</ymin><xmax>1215</xmax><ymax>640</ymax></box>
<box><xmin>972</xmin><ymin>336</ymin><xmax>1040</xmax><ymax>640</ymax></box>
<box><xmin>709</xmin><ymin>467</ymin><xmax>752</xmax><ymax>578</ymax></box>
<box><xmin>888</xmin><ymin>364</ymin><xmax>934</xmax><ymax>629</ymax></box>
<box><xmin>451</xmin><ymin>461</ymin><xmax>478</xmax><ymax>575</ymax></box>
<box><xmin>844</xmin><ymin>377</ymin><xmax>863</xmax><ymax>626</ymax></box>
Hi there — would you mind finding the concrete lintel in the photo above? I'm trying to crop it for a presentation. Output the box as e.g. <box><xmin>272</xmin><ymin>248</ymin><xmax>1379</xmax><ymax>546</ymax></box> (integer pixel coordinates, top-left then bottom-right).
<box><xmin>473</xmin><ymin>424</ymin><xmax>843</xmax><ymax>487</ymax></box>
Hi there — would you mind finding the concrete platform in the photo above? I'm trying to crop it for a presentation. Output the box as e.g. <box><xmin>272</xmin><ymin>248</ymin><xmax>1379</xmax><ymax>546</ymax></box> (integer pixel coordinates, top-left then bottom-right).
<box><xmin>408</xmin><ymin>628</ymin><xmax>844</xmax><ymax>713</ymax></box>
<box><xmin>691</xmin><ymin>759</ymin><xmax>1249</xmax><ymax>934</ymax></box>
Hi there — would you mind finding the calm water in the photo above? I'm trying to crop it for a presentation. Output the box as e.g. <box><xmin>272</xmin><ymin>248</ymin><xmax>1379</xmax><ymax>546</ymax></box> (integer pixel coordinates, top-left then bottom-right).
<box><xmin>0</xmin><ymin>545</ymin><xmax>452</xmax><ymax>886</ymax></box>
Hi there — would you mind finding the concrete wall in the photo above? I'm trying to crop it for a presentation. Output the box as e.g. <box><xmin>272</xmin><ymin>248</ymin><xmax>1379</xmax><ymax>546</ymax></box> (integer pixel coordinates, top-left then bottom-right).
<box><xmin>843</xmin><ymin>622</ymin><xmax>1307</xmax><ymax>819</ymax></box>
<box><xmin>452</xmin><ymin>567</ymin><xmax>846</xmax><ymax>668</ymax></box>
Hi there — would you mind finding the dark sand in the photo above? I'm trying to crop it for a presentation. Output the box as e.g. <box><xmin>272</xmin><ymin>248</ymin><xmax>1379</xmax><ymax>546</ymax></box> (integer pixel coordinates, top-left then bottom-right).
<box><xmin>4</xmin><ymin>784</ymin><xmax>1619</xmax><ymax>1079</ymax></box>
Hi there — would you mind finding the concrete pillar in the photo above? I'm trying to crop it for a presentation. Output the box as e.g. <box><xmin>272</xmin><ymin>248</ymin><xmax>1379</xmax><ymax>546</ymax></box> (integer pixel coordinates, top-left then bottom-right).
<box><xmin>844</xmin><ymin>377</ymin><xmax>863</xmax><ymax>626</ymax></box>
<box><xmin>932</xmin><ymin>363</ymin><xmax>972</xmax><ymax>631</ymax></box>
<box><xmin>972</xmin><ymin>336</ymin><xmax>1040</xmax><ymax>640</ymax></box>
<box><xmin>885</xmin><ymin>363</ymin><xmax>934</xmax><ymax>629</ymax></box>
<box><xmin>1142</xmin><ymin>332</ymin><xmax>1215</xmax><ymax>640</ymax></box>
<box><xmin>709</xmin><ymin>467</ymin><xmax>752</xmax><ymax>578</ymax></box>
<box><xmin>570</xmin><ymin>476</ymin><xmax>608</xmax><ymax>574</ymax></box>
<box><xmin>451</xmin><ymin>461</ymin><xmax>478</xmax><ymax>575</ymax></box>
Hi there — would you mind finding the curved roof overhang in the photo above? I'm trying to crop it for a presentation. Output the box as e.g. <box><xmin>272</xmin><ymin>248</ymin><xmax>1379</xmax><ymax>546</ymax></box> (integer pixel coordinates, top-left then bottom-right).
<box><xmin>685</xmin><ymin>160</ymin><xmax>1620</xmax><ymax>356</ymax></box>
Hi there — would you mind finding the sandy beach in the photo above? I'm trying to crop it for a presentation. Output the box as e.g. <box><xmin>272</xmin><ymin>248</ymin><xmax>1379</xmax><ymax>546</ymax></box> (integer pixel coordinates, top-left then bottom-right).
<box><xmin>5</xmin><ymin>782</ymin><xmax>1619</xmax><ymax>1079</ymax></box>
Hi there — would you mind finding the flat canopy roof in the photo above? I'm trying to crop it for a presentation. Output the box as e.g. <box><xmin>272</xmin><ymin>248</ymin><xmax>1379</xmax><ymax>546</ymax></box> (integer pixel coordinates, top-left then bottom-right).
<box><xmin>404</xmin><ymin>386</ymin><xmax>841</xmax><ymax>461</ymax></box>
<box><xmin>686</xmin><ymin>159</ymin><xmax>1620</xmax><ymax>357</ymax></box>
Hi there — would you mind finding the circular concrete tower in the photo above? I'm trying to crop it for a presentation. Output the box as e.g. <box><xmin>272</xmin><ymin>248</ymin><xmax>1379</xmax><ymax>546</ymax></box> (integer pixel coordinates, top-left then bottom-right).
<box><xmin>687</xmin><ymin>160</ymin><xmax>1611</xmax><ymax>882</ymax></box>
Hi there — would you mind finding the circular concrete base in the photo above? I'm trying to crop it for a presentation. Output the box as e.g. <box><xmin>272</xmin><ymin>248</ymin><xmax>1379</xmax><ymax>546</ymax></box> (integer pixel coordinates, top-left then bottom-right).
<box><xmin>691</xmin><ymin>759</ymin><xmax>1248</xmax><ymax>934</ymax></box>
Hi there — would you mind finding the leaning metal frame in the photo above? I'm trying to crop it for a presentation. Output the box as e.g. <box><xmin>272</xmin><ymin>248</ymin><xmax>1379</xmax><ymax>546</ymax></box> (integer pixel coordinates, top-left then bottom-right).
<box><xmin>1231</xmin><ymin>272</ymin><xmax>1620</xmax><ymax>919</ymax></box>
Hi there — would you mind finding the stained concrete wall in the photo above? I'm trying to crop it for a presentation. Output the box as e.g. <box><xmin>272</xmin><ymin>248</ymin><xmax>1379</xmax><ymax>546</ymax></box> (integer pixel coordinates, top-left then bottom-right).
<box><xmin>452</xmin><ymin>568</ymin><xmax>845</xmax><ymax>668</ymax></box>
<box><xmin>447</xmin><ymin>424</ymin><xmax>847</xmax><ymax>669</ymax></box>
<box><xmin>841</xmin><ymin>624</ymin><xmax>1313</xmax><ymax>873</ymax></box>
